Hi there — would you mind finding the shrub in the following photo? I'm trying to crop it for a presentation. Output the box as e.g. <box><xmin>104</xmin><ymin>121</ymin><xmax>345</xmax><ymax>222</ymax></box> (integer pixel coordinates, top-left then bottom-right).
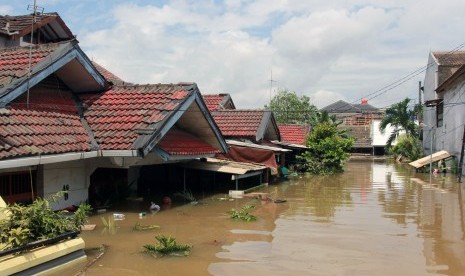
<box><xmin>298</xmin><ymin>122</ymin><xmax>354</xmax><ymax>174</ymax></box>
<box><xmin>389</xmin><ymin>134</ymin><xmax>422</xmax><ymax>161</ymax></box>
<box><xmin>0</xmin><ymin>193</ymin><xmax>91</xmax><ymax>250</ymax></box>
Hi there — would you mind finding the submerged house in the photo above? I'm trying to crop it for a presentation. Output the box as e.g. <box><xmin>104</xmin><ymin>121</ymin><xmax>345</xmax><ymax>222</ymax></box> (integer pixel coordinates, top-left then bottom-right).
<box><xmin>422</xmin><ymin>51</ymin><xmax>465</xmax><ymax>159</ymax></box>
<box><xmin>211</xmin><ymin>109</ymin><xmax>289</xmax><ymax>178</ymax></box>
<box><xmin>204</xmin><ymin>94</ymin><xmax>292</xmax><ymax>179</ymax></box>
<box><xmin>274</xmin><ymin>124</ymin><xmax>310</xmax><ymax>169</ymax></box>
<box><xmin>0</xmin><ymin>13</ymin><xmax>228</xmax><ymax>209</ymax></box>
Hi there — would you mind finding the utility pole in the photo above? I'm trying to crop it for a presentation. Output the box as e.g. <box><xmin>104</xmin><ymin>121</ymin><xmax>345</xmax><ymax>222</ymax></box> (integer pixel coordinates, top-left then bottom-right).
<box><xmin>458</xmin><ymin>125</ymin><xmax>465</xmax><ymax>183</ymax></box>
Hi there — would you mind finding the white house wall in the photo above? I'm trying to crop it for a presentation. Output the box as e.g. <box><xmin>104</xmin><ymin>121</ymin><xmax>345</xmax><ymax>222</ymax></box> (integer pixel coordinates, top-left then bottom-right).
<box><xmin>441</xmin><ymin>82</ymin><xmax>465</xmax><ymax>157</ymax></box>
<box><xmin>371</xmin><ymin>120</ymin><xmax>401</xmax><ymax>147</ymax></box>
<box><xmin>43</xmin><ymin>156</ymin><xmax>130</xmax><ymax>210</ymax></box>
<box><xmin>422</xmin><ymin>53</ymin><xmax>439</xmax><ymax>154</ymax></box>
<box><xmin>43</xmin><ymin>160</ymin><xmax>88</xmax><ymax>210</ymax></box>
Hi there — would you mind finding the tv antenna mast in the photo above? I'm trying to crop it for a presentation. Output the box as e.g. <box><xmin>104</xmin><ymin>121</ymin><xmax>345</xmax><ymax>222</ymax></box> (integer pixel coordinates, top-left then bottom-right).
<box><xmin>269</xmin><ymin>69</ymin><xmax>277</xmax><ymax>106</ymax></box>
<box><xmin>26</xmin><ymin>0</ymin><xmax>44</xmax><ymax>108</ymax></box>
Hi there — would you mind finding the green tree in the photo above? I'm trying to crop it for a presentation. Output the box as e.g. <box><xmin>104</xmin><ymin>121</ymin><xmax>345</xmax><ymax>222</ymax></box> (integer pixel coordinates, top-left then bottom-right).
<box><xmin>298</xmin><ymin>122</ymin><xmax>355</xmax><ymax>174</ymax></box>
<box><xmin>389</xmin><ymin>134</ymin><xmax>422</xmax><ymax>161</ymax></box>
<box><xmin>265</xmin><ymin>89</ymin><xmax>319</xmax><ymax>125</ymax></box>
<box><xmin>379</xmin><ymin>98</ymin><xmax>418</xmax><ymax>148</ymax></box>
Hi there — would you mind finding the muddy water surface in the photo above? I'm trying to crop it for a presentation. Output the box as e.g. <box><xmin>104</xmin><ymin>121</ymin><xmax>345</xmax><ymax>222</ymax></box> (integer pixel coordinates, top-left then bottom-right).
<box><xmin>65</xmin><ymin>159</ymin><xmax>465</xmax><ymax>275</ymax></box>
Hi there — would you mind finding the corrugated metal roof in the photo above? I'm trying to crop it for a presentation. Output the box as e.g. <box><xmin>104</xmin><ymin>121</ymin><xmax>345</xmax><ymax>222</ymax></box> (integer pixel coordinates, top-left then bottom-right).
<box><xmin>408</xmin><ymin>150</ymin><xmax>451</xmax><ymax>169</ymax></box>
<box><xmin>226</xmin><ymin>140</ymin><xmax>291</xmax><ymax>152</ymax></box>
<box><xmin>182</xmin><ymin>157</ymin><xmax>266</xmax><ymax>175</ymax></box>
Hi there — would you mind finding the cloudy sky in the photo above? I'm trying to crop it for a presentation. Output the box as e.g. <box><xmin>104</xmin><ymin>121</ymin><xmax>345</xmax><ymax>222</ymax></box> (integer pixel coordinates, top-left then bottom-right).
<box><xmin>2</xmin><ymin>0</ymin><xmax>465</xmax><ymax>109</ymax></box>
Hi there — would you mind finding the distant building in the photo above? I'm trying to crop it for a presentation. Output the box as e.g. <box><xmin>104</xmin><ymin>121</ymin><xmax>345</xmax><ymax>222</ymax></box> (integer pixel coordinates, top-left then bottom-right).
<box><xmin>320</xmin><ymin>99</ymin><xmax>390</xmax><ymax>155</ymax></box>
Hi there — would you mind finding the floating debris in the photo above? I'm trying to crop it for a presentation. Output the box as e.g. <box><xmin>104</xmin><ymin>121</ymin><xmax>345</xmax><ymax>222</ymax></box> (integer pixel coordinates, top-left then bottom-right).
<box><xmin>113</xmin><ymin>213</ymin><xmax>125</xmax><ymax>220</ymax></box>
<box><xmin>134</xmin><ymin>222</ymin><xmax>160</xmax><ymax>231</ymax></box>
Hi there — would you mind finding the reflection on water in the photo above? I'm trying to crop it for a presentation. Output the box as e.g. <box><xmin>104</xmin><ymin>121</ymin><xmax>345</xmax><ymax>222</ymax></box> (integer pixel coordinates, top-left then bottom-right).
<box><xmin>64</xmin><ymin>159</ymin><xmax>465</xmax><ymax>276</ymax></box>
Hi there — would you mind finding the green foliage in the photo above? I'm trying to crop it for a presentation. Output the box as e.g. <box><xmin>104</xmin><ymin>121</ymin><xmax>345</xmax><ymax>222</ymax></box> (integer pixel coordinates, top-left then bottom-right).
<box><xmin>265</xmin><ymin>89</ymin><xmax>319</xmax><ymax>125</ymax></box>
<box><xmin>379</xmin><ymin>98</ymin><xmax>419</xmax><ymax>148</ymax></box>
<box><xmin>298</xmin><ymin>122</ymin><xmax>354</xmax><ymax>174</ymax></box>
<box><xmin>388</xmin><ymin>134</ymin><xmax>422</xmax><ymax>161</ymax></box>
<box><xmin>143</xmin><ymin>235</ymin><xmax>192</xmax><ymax>257</ymax></box>
<box><xmin>227</xmin><ymin>204</ymin><xmax>257</xmax><ymax>222</ymax></box>
<box><xmin>0</xmin><ymin>193</ymin><xmax>91</xmax><ymax>250</ymax></box>
<box><xmin>174</xmin><ymin>189</ymin><xmax>197</xmax><ymax>202</ymax></box>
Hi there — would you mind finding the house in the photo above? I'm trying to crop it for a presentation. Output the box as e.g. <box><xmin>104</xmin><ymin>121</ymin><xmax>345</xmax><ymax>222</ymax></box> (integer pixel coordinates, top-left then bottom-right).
<box><xmin>0</xmin><ymin>13</ymin><xmax>228</xmax><ymax>209</ymax></box>
<box><xmin>202</xmin><ymin>93</ymin><xmax>236</xmax><ymax>112</ymax></box>
<box><xmin>320</xmin><ymin>99</ymin><xmax>390</xmax><ymax>155</ymax></box>
<box><xmin>422</xmin><ymin>51</ymin><xmax>465</xmax><ymax>161</ymax></box>
<box><xmin>0</xmin><ymin>12</ymin><xmax>74</xmax><ymax>47</ymax></box>
<box><xmin>273</xmin><ymin>124</ymin><xmax>310</xmax><ymax>169</ymax></box>
<box><xmin>211</xmin><ymin>109</ymin><xmax>289</xmax><ymax>179</ymax></box>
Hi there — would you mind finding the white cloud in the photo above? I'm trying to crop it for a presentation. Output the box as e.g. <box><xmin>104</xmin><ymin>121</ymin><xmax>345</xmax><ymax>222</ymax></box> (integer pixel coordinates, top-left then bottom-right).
<box><xmin>310</xmin><ymin>90</ymin><xmax>346</xmax><ymax>109</ymax></box>
<box><xmin>0</xmin><ymin>5</ymin><xmax>13</xmax><ymax>14</ymax></box>
<box><xmin>42</xmin><ymin>0</ymin><xmax>465</xmax><ymax>110</ymax></box>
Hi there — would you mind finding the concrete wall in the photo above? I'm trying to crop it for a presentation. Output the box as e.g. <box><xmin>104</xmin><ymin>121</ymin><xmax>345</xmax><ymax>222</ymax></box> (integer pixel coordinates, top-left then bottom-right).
<box><xmin>440</xmin><ymin>81</ymin><xmax>465</xmax><ymax>157</ymax></box>
<box><xmin>422</xmin><ymin>53</ymin><xmax>439</xmax><ymax>155</ymax></box>
<box><xmin>371</xmin><ymin>120</ymin><xmax>401</xmax><ymax>147</ymax></box>
<box><xmin>43</xmin><ymin>160</ymin><xmax>90</xmax><ymax>210</ymax></box>
<box><xmin>1</xmin><ymin>152</ymin><xmax>167</xmax><ymax>209</ymax></box>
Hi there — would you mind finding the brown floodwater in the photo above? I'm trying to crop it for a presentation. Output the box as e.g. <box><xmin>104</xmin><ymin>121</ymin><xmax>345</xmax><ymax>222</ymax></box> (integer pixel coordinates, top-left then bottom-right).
<box><xmin>62</xmin><ymin>159</ymin><xmax>465</xmax><ymax>276</ymax></box>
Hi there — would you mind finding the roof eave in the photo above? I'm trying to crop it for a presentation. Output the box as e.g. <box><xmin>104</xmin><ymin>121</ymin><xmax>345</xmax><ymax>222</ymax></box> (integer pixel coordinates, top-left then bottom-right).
<box><xmin>0</xmin><ymin>41</ymin><xmax>107</xmax><ymax>107</ymax></box>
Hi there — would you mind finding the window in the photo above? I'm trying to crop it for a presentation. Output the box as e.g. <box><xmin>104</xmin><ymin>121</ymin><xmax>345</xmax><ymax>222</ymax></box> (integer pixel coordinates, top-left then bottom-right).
<box><xmin>436</xmin><ymin>102</ymin><xmax>443</xmax><ymax>127</ymax></box>
<box><xmin>0</xmin><ymin>171</ymin><xmax>36</xmax><ymax>204</ymax></box>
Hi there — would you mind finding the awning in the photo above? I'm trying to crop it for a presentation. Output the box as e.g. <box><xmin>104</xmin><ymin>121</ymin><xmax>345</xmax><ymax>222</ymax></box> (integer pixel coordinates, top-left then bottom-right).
<box><xmin>271</xmin><ymin>140</ymin><xmax>308</xmax><ymax>149</ymax></box>
<box><xmin>182</xmin><ymin>157</ymin><xmax>267</xmax><ymax>179</ymax></box>
<box><xmin>408</xmin><ymin>150</ymin><xmax>451</xmax><ymax>169</ymax></box>
<box><xmin>226</xmin><ymin>140</ymin><xmax>291</xmax><ymax>152</ymax></box>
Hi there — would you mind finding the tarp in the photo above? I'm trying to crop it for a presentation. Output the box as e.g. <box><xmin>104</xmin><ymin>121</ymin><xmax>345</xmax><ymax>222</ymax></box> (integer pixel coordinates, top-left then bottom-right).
<box><xmin>218</xmin><ymin>145</ymin><xmax>278</xmax><ymax>175</ymax></box>
<box><xmin>408</xmin><ymin>150</ymin><xmax>451</xmax><ymax>169</ymax></box>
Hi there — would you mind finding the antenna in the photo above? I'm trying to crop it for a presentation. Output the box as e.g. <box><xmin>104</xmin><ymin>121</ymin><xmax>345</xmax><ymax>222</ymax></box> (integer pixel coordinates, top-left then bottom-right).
<box><xmin>26</xmin><ymin>1</ymin><xmax>44</xmax><ymax>109</ymax></box>
<box><xmin>269</xmin><ymin>69</ymin><xmax>277</xmax><ymax>107</ymax></box>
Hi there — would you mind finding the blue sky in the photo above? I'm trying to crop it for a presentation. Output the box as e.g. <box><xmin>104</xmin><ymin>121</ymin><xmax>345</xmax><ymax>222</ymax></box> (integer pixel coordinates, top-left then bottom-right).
<box><xmin>2</xmin><ymin>0</ymin><xmax>465</xmax><ymax>109</ymax></box>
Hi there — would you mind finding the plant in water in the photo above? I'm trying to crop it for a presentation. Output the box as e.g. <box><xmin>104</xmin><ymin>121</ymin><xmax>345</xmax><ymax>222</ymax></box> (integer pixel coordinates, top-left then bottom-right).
<box><xmin>0</xmin><ymin>192</ymin><xmax>91</xmax><ymax>250</ymax></box>
<box><xmin>227</xmin><ymin>204</ymin><xmax>257</xmax><ymax>222</ymax></box>
<box><xmin>143</xmin><ymin>234</ymin><xmax>192</xmax><ymax>257</ymax></box>
<box><xmin>174</xmin><ymin>189</ymin><xmax>197</xmax><ymax>203</ymax></box>
<box><xmin>133</xmin><ymin>222</ymin><xmax>160</xmax><ymax>231</ymax></box>
<box><xmin>100</xmin><ymin>216</ymin><xmax>117</xmax><ymax>235</ymax></box>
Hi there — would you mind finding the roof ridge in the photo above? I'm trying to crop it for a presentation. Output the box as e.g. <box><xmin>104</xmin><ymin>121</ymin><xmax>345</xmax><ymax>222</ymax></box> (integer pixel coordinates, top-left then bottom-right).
<box><xmin>215</xmin><ymin>109</ymin><xmax>266</xmax><ymax>112</ymax></box>
<box><xmin>0</xmin><ymin>40</ymin><xmax>73</xmax><ymax>53</ymax></box>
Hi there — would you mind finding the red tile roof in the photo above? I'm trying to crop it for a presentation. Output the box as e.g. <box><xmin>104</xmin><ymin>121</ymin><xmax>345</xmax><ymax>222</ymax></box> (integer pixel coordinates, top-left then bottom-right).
<box><xmin>92</xmin><ymin>62</ymin><xmax>125</xmax><ymax>84</ymax></box>
<box><xmin>0</xmin><ymin>44</ymin><xmax>59</xmax><ymax>87</ymax></box>
<box><xmin>9</xmin><ymin>76</ymin><xmax>79</xmax><ymax>114</ymax></box>
<box><xmin>278</xmin><ymin>124</ymin><xmax>310</xmax><ymax>145</ymax></box>
<box><xmin>0</xmin><ymin>13</ymin><xmax>73</xmax><ymax>40</ymax></box>
<box><xmin>202</xmin><ymin>94</ymin><xmax>235</xmax><ymax>112</ymax></box>
<box><xmin>82</xmin><ymin>84</ymin><xmax>191</xmax><ymax>150</ymax></box>
<box><xmin>0</xmin><ymin>107</ymin><xmax>91</xmax><ymax>160</ymax></box>
<box><xmin>212</xmin><ymin>110</ymin><xmax>271</xmax><ymax>140</ymax></box>
<box><xmin>158</xmin><ymin>129</ymin><xmax>221</xmax><ymax>155</ymax></box>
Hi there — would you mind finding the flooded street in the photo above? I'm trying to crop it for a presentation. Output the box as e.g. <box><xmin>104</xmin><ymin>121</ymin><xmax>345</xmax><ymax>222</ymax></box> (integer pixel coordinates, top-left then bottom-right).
<box><xmin>66</xmin><ymin>159</ymin><xmax>465</xmax><ymax>276</ymax></box>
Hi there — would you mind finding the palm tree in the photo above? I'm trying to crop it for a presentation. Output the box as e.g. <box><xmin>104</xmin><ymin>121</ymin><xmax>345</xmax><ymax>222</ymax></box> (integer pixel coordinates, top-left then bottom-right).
<box><xmin>379</xmin><ymin>98</ymin><xmax>418</xmax><ymax>148</ymax></box>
